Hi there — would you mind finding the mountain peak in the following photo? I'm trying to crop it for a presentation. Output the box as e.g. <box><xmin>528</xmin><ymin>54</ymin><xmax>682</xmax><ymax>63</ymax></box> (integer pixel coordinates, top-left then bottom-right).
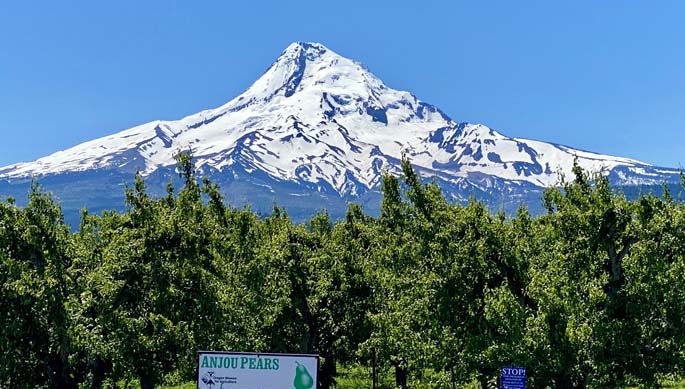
<box><xmin>281</xmin><ymin>41</ymin><xmax>330</xmax><ymax>59</ymax></box>
<box><xmin>237</xmin><ymin>41</ymin><xmax>339</xmax><ymax>101</ymax></box>
<box><xmin>228</xmin><ymin>40</ymin><xmax>384</xmax><ymax>107</ymax></box>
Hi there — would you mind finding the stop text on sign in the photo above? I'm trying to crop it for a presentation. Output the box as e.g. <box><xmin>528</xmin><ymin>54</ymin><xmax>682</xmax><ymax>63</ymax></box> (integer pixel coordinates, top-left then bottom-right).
<box><xmin>501</xmin><ymin>367</ymin><xmax>525</xmax><ymax>376</ymax></box>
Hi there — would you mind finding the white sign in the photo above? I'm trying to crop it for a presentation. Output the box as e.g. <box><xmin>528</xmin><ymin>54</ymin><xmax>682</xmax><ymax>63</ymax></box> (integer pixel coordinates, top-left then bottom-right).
<box><xmin>197</xmin><ymin>351</ymin><xmax>318</xmax><ymax>389</ymax></box>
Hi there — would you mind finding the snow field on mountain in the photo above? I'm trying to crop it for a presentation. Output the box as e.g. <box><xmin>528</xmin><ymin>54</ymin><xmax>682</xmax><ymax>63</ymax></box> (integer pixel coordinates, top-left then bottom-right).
<box><xmin>0</xmin><ymin>42</ymin><xmax>678</xmax><ymax>195</ymax></box>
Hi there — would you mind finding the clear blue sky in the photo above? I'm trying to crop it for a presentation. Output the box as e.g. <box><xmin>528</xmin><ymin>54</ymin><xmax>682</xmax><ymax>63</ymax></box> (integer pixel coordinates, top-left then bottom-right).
<box><xmin>1</xmin><ymin>0</ymin><xmax>683</xmax><ymax>168</ymax></box>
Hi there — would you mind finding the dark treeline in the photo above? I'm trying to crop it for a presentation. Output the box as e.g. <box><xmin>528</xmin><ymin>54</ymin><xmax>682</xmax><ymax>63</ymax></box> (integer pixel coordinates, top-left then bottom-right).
<box><xmin>1</xmin><ymin>154</ymin><xmax>684</xmax><ymax>389</ymax></box>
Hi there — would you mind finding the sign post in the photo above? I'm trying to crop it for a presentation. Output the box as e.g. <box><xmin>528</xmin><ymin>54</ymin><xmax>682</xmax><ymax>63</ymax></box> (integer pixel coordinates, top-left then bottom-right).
<box><xmin>500</xmin><ymin>366</ymin><xmax>526</xmax><ymax>389</ymax></box>
<box><xmin>198</xmin><ymin>351</ymin><xmax>319</xmax><ymax>389</ymax></box>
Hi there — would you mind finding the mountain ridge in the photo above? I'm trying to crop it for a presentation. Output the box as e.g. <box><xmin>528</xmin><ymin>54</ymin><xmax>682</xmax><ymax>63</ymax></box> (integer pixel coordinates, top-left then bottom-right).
<box><xmin>0</xmin><ymin>41</ymin><xmax>680</xmax><ymax>223</ymax></box>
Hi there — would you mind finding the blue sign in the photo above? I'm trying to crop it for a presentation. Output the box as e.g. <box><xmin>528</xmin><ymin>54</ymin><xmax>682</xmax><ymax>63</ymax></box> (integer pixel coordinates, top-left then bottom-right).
<box><xmin>501</xmin><ymin>366</ymin><xmax>526</xmax><ymax>389</ymax></box>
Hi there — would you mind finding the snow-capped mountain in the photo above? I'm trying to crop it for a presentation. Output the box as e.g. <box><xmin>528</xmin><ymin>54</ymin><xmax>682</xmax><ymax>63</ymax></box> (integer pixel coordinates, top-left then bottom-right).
<box><xmin>0</xmin><ymin>42</ymin><xmax>680</xmax><ymax>223</ymax></box>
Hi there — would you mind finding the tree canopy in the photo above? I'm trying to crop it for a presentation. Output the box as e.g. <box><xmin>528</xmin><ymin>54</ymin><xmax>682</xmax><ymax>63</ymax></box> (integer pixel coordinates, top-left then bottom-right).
<box><xmin>1</xmin><ymin>155</ymin><xmax>684</xmax><ymax>388</ymax></box>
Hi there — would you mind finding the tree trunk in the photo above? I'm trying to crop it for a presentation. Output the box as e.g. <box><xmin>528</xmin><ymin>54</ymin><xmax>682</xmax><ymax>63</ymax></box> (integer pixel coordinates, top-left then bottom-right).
<box><xmin>372</xmin><ymin>350</ymin><xmax>378</xmax><ymax>389</ymax></box>
<box><xmin>90</xmin><ymin>357</ymin><xmax>111</xmax><ymax>389</ymax></box>
<box><xmin>555</xmin><ymin>373</ymin><xmax>571</xmax><ymax>389</ymax></box>
<box><xmin>479</xmin><ymin>375</ymin><xmax>488</xmax><ymax>389</ymax></box>
<box><xmin>555</xmin><ymin>372</ymin><xmax>586</xmax><ymax>389</ymax></box>
<box><xmin>139</xmin><ymin>371</ymin><xmax>155</xmax><ymax>389</ymax></box>
<box><xmin>48</xmin><ymin>354</ymin><xmax>78</xmax><ymax>389</ymax></box>
<box><xmin>318</xmin><ymin>355</ymin><xmax>337</xmax><ymax>389</ymax></box>
<box><xmin>394</xmin><ymin>363</ymin><xmax>407</xmax><ymax>388</ymax></box>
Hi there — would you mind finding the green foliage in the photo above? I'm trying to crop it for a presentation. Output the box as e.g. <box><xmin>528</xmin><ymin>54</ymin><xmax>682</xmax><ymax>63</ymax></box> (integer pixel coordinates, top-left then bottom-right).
<box><xmin>1</xmin><ymin>154</ymin><xmax>684</xmax><ymax>388</ymax></box>
<box><xmin>0</xmin><ymin>183</ymin><xmax>80</xmax><ymax>388</ymax></box>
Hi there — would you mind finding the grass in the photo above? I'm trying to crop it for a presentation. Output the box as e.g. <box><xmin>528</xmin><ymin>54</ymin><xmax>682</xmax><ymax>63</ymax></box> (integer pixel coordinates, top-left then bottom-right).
<box><xmin>334</xmin><ymin>364</ymin><xmax>395</xmax><ymax>389</ymax></box>
<box><xmin>155</xmin><ymin>375</ymin><xmax>685</xmax><ymax>389</ymax></box>
<box><xmin>649</xmin><ymin>379</ymin><xmax>685</xmax><ymax>388</ymax></box>
<box><xmin>128</xmin><ymin>372</ymin><xmax>685</xmax><ymax>388</ymax></box>
<box><xmin>160</xmin><ymin>384</ymin><xmax>195</xmax><ymax>389</ymax></box>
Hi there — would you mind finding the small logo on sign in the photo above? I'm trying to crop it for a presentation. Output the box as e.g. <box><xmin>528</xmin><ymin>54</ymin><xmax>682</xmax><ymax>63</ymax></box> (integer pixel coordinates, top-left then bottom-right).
<box><xmin>201</xmin><ymin>371</ymin><xmax>216</xmax><ymax>389</ymax></box>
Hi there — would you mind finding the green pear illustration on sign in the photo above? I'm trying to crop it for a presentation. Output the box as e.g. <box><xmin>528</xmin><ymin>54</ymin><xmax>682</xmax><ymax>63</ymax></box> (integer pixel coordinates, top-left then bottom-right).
<box><xmin>293</xmin><ymin>362</ymin><xmax>314</xmax><ymax>389</ymax></box>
